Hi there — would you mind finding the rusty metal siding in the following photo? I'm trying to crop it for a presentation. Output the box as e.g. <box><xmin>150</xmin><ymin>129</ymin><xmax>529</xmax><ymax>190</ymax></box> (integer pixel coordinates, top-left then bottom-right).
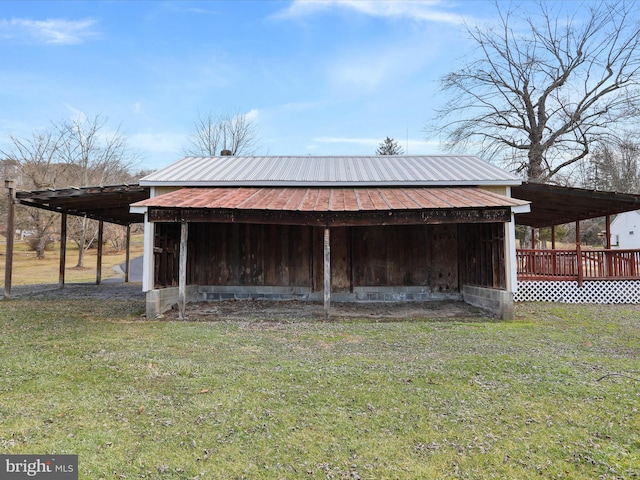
<box><xmin>133</xmin><ymin>186</ymin><xmax>528</xmax><ymax>212</ymax></box>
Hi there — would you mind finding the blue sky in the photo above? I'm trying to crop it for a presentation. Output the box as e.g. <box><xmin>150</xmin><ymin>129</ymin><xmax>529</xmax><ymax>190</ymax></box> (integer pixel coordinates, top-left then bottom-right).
<box><xmin>0</xmin><ymin>1</ymin><xmax>545</xmax><ymax>171</ymax></box>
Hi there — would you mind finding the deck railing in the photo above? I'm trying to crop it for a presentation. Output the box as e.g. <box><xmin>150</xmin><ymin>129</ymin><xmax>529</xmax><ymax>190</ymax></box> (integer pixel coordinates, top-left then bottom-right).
<box><xmin>516</xmin><ymin>248</ymin><xmax>640</xmax><ymax>283</ymax></box>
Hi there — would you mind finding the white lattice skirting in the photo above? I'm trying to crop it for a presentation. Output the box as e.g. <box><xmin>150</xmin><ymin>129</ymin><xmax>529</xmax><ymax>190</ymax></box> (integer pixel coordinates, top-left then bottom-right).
<box><xmin>515</xmin><ymin>280</ymin><xmax>640</xmax><ymax>303</ymax></box>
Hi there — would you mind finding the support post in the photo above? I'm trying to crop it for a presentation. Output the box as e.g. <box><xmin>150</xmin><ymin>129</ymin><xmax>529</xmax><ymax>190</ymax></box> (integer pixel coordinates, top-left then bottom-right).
<box><xmin>3</xmin><ymin>180</ymin><xmax>15</xmax><ymax>299</ymax></box>
<box><xmin>124</xmin><ymin>224</ymin><xmax>131</xmax><ymax>283</ymax></box>
<box><xmin>323</xmin><ymin>227</ymin><xmax>331</xmax><ymax>318</ymax></box>
<box><xmin>530</xmin><ymin>227</ymin><xmax>536</xmax><ymax>249</ymax></box>
<box><xmin>576</xmin><ymin>220</ymin><xmax>583</xmax><ymax>287</ymax></box>
<box><xmin>178</xmin><ymin>220</ymin><xmax>188</xmax><ymax>320</ymax></box>
<box><xmin>96</xmin><ymin>220</ymin><xmax>104</xmax><ymax>285</ymax></box>
<box><xmin>551</xmin><ymin>225</ymin><xmax>556</xmax><ymax>275</ymax></box>
<box><xmin>605</xmin><ymin>215</ymin><xmax>612</xmax><ymax>277</ymax></box>
<box><xmin>59</xmin><ymin>213</ymin><xmax>67</xmax><ymax>288</ymax></box>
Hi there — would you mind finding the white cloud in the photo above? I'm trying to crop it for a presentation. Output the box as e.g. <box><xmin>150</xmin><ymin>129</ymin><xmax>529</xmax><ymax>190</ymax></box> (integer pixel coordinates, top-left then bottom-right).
<box><xmin>276</xmin><ymin>0</ymin><xmax>463</xmax><ymax>24</ymax></box>
<box><xmin>0</xmin><ymin>18</ymin><xmax>98</xmax><ymax>45</ymax></box>
<box><xmin>244</xmin><ymin>109</ymin><xmax>260</xmax><ymax>122</ymax></box>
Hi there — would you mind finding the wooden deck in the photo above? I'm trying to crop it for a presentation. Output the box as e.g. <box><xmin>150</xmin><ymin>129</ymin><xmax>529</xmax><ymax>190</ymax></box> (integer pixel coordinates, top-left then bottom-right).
<box><xmin>516</xmin><ymin>248</ymin><xmax>640</xmax><ymax>283</ymax></box>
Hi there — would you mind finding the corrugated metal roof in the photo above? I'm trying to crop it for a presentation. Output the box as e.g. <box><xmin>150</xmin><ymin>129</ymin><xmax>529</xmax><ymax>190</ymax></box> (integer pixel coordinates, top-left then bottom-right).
<box><xmin>132</xmin><ymin>187</ymin><xmax>529</xmax><ymax>212</ymax></box>
<box><xmin>140</xmin><ymin>156</ymin><xmax>521</xmax><ymax>187</ymax></box>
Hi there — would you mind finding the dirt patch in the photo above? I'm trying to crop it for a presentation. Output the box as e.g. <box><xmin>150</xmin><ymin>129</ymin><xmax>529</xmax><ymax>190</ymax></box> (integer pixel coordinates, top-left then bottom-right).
<box><xmin>160</xmin><ymin>298</ymin><xmax>494</xmax><ymax>322</ymax></box>
<box><xmin>5</xmin><ymin>283</ymin><xmax>494</xmax><ymax>321</ymax></box>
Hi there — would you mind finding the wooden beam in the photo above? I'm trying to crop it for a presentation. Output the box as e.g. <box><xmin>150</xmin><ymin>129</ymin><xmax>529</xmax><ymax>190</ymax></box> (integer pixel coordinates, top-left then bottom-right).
<box><xmin>15</xmin><ymin>199</ymin><xmax>142</xmax><ymax>226</ymax></box>
<box><xmin>576</xmin><ymin>220</ymin><xmax>583</xmax><ymax>287</ymax></box>
<box><xmin>323</xmin><ymin>227</ymin><xmax>330</xmax><ymax>319</ymax></box>
<box><xmin>148</xmin><ymin>207</ymin><xmax>512</xmax><ymax>226</ymax></box>
<box><xmin>96</xmin><ymin>220</ymin><xmax>104</xmax><ymax>285</ymax></box>
<box><xmin>59</xmin><ymin>213</ymin><xmax>67</xmax><ymax>288</ymax></box>
<box><xmin>3</xmin><ymin>180</ymin><xmax>15</xmax><ymax>299</ymax></box>
<box><xmin>125</xmin><ymin>224</ymin><xmax>131</xmax><ymax>283</ymax></box>
<box><xmin>178</xmin><ymin>221</ymin><xmax>188</xmax><ymax>320</ymax></box>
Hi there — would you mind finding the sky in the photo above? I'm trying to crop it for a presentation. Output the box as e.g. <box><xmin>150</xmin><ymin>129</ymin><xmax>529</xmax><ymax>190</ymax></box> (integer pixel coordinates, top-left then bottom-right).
<box><xmin>0</xmin><ymin>0</ymin><xmax>569</xmax><ymax>172</ymax></box>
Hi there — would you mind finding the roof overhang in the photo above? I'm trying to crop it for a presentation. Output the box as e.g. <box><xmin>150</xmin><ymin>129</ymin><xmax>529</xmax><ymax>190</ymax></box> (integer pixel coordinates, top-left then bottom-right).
<box><xmin>513</xmin><ymin>183</ymin><xmax>640</xmax><ymax>228</ymax></box>
<box><xmin>15</xmin><ymin>184</ymin><xmax>150</xmax><ymax>226</ymax></box>
<box><xmin>131</xmin><ymin>186</ymin><xmax>529</xmax><ymax>227</ymax></box>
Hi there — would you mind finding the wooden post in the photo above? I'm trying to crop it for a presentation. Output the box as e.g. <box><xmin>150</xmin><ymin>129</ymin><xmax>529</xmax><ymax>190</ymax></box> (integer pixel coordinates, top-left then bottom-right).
<box><xmin>576</xmin><ymin>220</ymin><xmax>583</xmax><ymax>287</ymax></box>
<box><xmin>550</xmin><ymin>225</ymin><xmax>556</xmax><ymax>275</ymax></box>
<box><xmin>124</xmin><ymin>224</ymin><xmax>131</xmax><ymax>283</ymax></box>
<box><xmin>605</xmin><ymin>215</ymin><xmax>612</xmax><ymax>277</ymax></box>
<box><xmin>178</xmin><ymin>220</ymin><xmax>188</xmax><ymax>320</ymax></box>
<box><xmin>96</xmin><ymin>220</ymin><xmax>104</xmax><ymax>285</ymax></box>
<box><xmin>530</xmin><ymin>227</ymin><xmax>536</xmax><ymax>249</ymax></box>
<box><xmin>59</xmin><ymin>213</ymin><xmax>67</xmax><ymax>288</ymax></box>
<box><xmin>3</xmin><ymin>180</ymin><xmax>15</xmax><ymax>299</ymax></box>
<box><xmin>323</xmin><ymin>227</ymin><xmax>331</xmax><ymax>318</ymax></box>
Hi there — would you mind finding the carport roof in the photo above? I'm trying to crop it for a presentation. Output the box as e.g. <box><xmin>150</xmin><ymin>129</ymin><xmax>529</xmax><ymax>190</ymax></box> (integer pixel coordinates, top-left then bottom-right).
<box><xmin>15</xmin><ymin>184</ymin><xmax>150</xmax><ymax>226</ymax></box>
<box><xmin>513</xmin><ymin>183</ymin><xmax>640</xmax><ymax>228</ymax></box>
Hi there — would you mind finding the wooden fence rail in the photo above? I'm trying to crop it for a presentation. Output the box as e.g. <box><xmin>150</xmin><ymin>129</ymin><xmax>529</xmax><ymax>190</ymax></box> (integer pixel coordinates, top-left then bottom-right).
<box><xmin>516</xmin><ymin>249</ymin><xmax>640</xmax><ymax>282</ymax></box>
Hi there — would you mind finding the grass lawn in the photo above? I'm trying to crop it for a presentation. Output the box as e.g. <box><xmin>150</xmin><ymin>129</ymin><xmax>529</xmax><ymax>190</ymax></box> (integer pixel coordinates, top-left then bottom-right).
<box><xmin>0</xmin><ymin>298</ymin><xmax>638</xmax><ymax>479</ymax></box>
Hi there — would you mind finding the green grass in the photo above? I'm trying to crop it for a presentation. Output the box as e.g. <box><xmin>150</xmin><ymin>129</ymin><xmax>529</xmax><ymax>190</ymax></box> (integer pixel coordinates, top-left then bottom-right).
<box><xmin>0</xmin><ymin>300</ymin><xmax>638</xmax><ymax>479</ymax></box>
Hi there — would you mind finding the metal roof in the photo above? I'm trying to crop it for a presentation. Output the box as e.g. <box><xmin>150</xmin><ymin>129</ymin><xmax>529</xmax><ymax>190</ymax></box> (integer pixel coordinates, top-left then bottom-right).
<box><xmin>132</xmin><ymin>186</ymin><xmax>529</xmax><ymax>212</ymax></box>
<box><xmin>16</xmin><ymin>184</ymin><xmax>149</xmax><ymax>225</ymax></box>
<box><xmin>140</xmin><ymin>156</ymin><xmax>521</xmax><ymax>187</ymax></box>
<box><xmin>513</xmin><ymin>183</ymin><xmax>640</xmax><ymax>228</ymax></box>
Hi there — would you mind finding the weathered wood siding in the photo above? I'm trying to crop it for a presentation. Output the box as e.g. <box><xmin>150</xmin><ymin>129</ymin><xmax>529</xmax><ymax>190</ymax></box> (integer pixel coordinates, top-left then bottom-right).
<box><xmin>458</xmin><ymin>223</ymin><xmax>506</xmax><ymax>288</ymax></box>
<box><xmin>153</xmin><ymin>222</ymin><xmax>505</xmax><ymax>293</ymax></box>
<box><xmin>154</xmin><ymin>222</ymin><xmax>180</xmax><ymax>288</ymax></box>
<box><xmin>188</xmin><ymin>223</ymin><xmax>313</xmax><ymax>286</ymax></box>
<box><xmin>350</xmin><ymin>224</ymin><xmax>458</xmax><ymax>292</ymax></box>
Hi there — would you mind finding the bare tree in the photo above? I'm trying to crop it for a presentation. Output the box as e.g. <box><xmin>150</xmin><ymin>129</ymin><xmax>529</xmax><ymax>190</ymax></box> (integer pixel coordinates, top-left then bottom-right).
<box><xmin>376</xmin><ymin>136</ymin><xmax>404</xmax><ymax>155</ymax></box>
<box><xmin>590</xmin><ymin>138</ymin><xmax>640</xmax><ymax>192</ymax></box>
<box><xmin>57</xmin><ymin>115</ymin><xmax>135</xmax><ymax>187</ymax></box>
<box><xmin>1</xmin><ymin>130</ymin><xmax>67</xmax><ymax>258</ymax></box>
<box><xmin>432</xmin><ymin>0</ymin><xmax>640</xmax><ymax>182</ymax></box>
<box><xmin>55</xmin><ymin>115</ymin><xmax>138</xmax><ymax>267</ymax></box>
<box><xmin>183</xmin><ymin>110</ymin><xmax>260</xmax><ymax>156</ymax></box>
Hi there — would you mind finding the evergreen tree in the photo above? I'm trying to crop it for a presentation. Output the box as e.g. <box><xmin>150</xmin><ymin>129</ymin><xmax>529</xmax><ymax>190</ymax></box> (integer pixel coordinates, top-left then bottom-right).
<box><xmin>376</xmin><ymin>136</ymin><xmax>404</xmax><ymax>155</ymax></box>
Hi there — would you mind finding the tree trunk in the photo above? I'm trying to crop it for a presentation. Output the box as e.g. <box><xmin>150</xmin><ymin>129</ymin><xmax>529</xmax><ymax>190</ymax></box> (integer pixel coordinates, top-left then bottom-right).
<box><xmin>75</xmin><ymin>222</ymin><xmax>87</xmax><ymax>268</ymax></box>
<box><xmin>527</xmin><ymin>146</ymin><xmax>545</xmax><ymax>182</ymax></box>
<box><xmin>36</xmin><ymin>237</ymin><xmax>46</xmax><ymax>260</ymax></box>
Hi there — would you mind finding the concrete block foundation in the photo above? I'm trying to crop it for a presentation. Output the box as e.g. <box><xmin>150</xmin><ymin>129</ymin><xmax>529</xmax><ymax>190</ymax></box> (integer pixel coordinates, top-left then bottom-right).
<box><xmin>462</xmin><ymin>285</ymin><xmax>514</xmax><ymax>320</ymax></box>
<box><xmin>146</xmin><ymin>284</ymin><xmax>508</xmax><ymax>319</ymax></box>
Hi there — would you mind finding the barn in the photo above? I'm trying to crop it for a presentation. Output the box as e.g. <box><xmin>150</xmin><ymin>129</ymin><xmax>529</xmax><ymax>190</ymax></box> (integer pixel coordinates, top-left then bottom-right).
<box><xmin>130</xmin><ymin>155</ymin><xmax>530</xmax><ymax>319</ymax></box>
